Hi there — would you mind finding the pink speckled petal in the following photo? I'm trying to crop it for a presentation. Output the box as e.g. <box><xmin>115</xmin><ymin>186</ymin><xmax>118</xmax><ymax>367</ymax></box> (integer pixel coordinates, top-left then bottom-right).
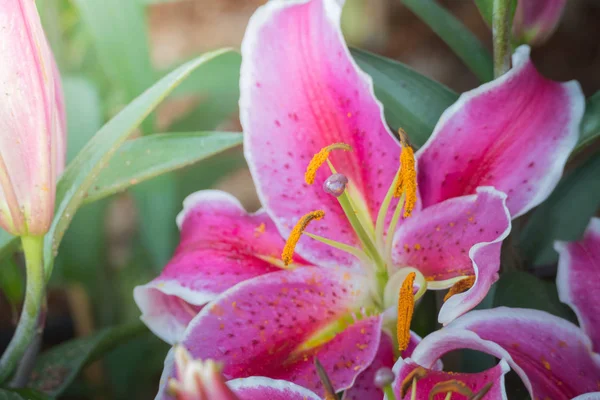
<box><xmin>392</xmin><ymin>358</ymin><xmax>509</xmax><ymax>400</ymax></box>
<box><xmin>414</xmin><ymin>308</ymin><xmax>600</xmax><ymax>400</ymax></box>
<box><xmin>229</xmin><ymin>377</ymin><xmax>321</xmax><ymax>400</ymax></box>
<box><xmin>417</xmin><ymin>45</ymin><xmax>584</xmax><ymax>218</ymax></box>
<box><xmin>241</xmin><ymin>0</ymin><xmax>401</xmax><ymax>268</ymax></box>
<box><xmin>176</xmin><ymin>267</ymin><xmax>377</xmax><ymax>395</ymax></box>
<box><xmin>392</xmin><ymin>187</ymin><xmax>511</xmax><ymax>324</ymax></box>
<box><xmin>134</xmin><ymin>190</ymin><xmax>296</xmax><ymax>344</ymax></box>
<box><xmin>343</xmin><ymin>332</ymin><xmax>394</xmax><ymax>400</ymax></box>
<box><xmin>513</xmin><ymin>0</ymin><xmax>567</xmax><ymax>45</ymax></box>
<box><xmin>555</xmin><ymin>218</ymin><xmax>600</xmax><ymax>353</ymax></box>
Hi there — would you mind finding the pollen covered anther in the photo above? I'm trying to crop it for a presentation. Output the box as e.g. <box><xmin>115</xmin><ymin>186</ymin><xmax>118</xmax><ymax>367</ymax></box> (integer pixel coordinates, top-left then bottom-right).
<box><xmin>305</xmin><ymin>143</ymin><xmax>353</xmax><ymax>185</ymax></box>
<box><xmin>400</xmin><ymin>366</ymin><xmax>427</xmax><ymax>398</ymax></box>
<box><xmin>394</xmin><ymin>129</ymin><xmax>417</xmax><ymax>217</ymax></box>
<box><xmin>443</xmin><ymin>276</ymin><xmax>476</xmax><ymax>302</ymax></box>
<box><xmin>397</xmin><ymin>271</ymin><xmax>416</xmax><ymax>352</ymax></box>
<box><xmin>428</xmin><ymin>380</ymin><xmax>473</xmax><ymax>400</ymax></box>
<box><xmin>281</xmin><ymin>210</ymin><xmax>325</xmax><ymax>266</ymax></box>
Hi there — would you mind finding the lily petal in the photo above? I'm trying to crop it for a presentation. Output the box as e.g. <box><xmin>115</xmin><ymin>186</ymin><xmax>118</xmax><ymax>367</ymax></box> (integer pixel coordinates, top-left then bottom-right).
<box><xmin>392</xmin><ymin>187</ymin><xmax>511</xmax><ymax>324</ymax></box>
<box><xmin>171</xmin><ymin>267</ymin><xmax>378</xmax><ymax>395</ymax></box>
<box><xmin>417</xmin><ymin>45</ymin><xmax>584</xmax><ymax>218</ymax></box>
<box><xmin>134</xmin><ymin>190</ymin><xmax>292</xmax><ymax>344</ymax></box>
<box><xmin>555</xmin><ymin>217</ymin><xmax>600</xmax><ymax>353</ymax></box>
<box><xmin>392</xmin><ymin>358</ymin><xmax>509</xmax><ymax>400</ymax></box>
<box><xmin>229</xmin><ymin>377</ymin><xmax>321</xmax><ymax>400</ymax></box>
<box><xmin>241</xmin><ymin>0</ymin><xmax>400</xmax><ymax>268</ymax></box>
<box><xmin>573</xmin><ymin>394</ymin><xmax>600</xmax><ymax>400</ymax></box>
<box><xmin>343</xmin><ymin>332</ymin><xmax>395</xmax><ymax>400</ymax></box>
<box><xmin>413</xmin><ymin>308</ymin><xmax>600</xmax><ymax>400</ymax></box>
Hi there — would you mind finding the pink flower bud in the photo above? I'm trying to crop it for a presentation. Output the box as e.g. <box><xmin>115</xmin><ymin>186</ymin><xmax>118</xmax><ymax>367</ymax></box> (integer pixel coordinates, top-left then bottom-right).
<box><xmin>512</xmin><ymin>0</ymin><xmax>567</xmax><ymax>46</ymax></box>
<box><xmin>0</xmin><ymin>0</ymin><xmax>66</xmax><ymax>236</ymax></box>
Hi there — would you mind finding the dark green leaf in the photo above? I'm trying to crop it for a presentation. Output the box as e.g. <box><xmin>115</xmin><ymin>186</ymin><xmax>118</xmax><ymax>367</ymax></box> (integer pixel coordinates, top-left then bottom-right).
<box><xmin>0</xmin><ymin>389</ymin><xmax>50</xmax><ymax>400</ymax></box>
<box><xmin>493</xmin><ymin>270</ymin><xmax>576</xmax><ymax>321</ymax></box>
<box><xmin>351</xmin><ymin>48</ymin><xmax>458</xmax><ymax>146</ymax></box>
<box><xmin>28</xmin><ymin>322</ymin><xmax>147</xmax><ymax>397</ymax></box>
<box><xmin>44</xmin><ymin>49</ymin><xmax>233</xmax><ymax>280</ymax></box>
<box><xmin>402</xmin><ymin>0</ymin><xmax>494</xmax><ymax>82</ymax></box>
<box><xmin>519</xmin><ymin>154</ymin><xmax>600</xmax><ymax>265</ymax></box>
<box><xmin>575</xmin><ymin>91</ymin><xmax>600</xmax><ymax>154</ymax></box>
<box><xmin>0</xmin><ymin>257</ymin><xmax>24</xmax><ymax>309</ymax></box>
<box><xmin>84</xmin><ymin>132</ymin><xmax>242</xmax><ymax>203</ymax></box>
<box><xmin>0</xmin><ymin>230</ymin><xmax>18</xmax><ymax>264</ymax></box>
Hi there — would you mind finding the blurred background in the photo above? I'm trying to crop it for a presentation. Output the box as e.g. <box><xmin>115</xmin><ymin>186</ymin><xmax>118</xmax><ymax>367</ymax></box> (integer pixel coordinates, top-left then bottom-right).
<box><xmin>1</xmin><ymin>0</ymin><xmax>599</xmax><ymax>398</ymax></box>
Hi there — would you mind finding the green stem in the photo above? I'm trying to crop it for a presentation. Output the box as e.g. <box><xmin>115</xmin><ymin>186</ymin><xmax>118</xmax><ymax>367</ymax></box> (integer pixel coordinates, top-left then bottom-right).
<box><xmin>384</xmin><ymin>385</ymin><xmax>397</xmax><ymax>400</ymax></box>
<box><xmin>0</xmin><ymin>235</ymin><xmax>45</xmax><ymax>383</ymax></box>
<box><xmin>492</xmin><ymin>0</ymin><xmax>511</xmax><ymax>77</ymax></box>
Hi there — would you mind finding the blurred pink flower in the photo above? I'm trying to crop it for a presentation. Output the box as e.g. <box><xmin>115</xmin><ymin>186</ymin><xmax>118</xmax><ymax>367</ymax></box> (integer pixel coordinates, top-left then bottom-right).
<box><xmin>513</xmin><ymin>0</ymin><xmax>567</xmax><ymax>45</ymax></box>
<box><xmin>0</xmin><ymin>0</ymin><xmax>66</xmax><ymax>236</ymax></box>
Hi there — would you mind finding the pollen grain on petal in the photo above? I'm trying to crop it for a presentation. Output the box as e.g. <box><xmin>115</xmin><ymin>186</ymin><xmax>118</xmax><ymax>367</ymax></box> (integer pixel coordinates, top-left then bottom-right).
<box><xmin>397</xmin><ymin>272</ymin><xmax>416</xmax><ymax>352</ymax></box>
<box><xmin>305</xmin><ymin>143</ymin><xmax>353</xmax><ymax>185</ymax></box>
<box><xmin>281</xmin><ymin>210</ymin><xmax>325</xmax><ymax>266</ymax></box>
<box><xmin>443</xmin><ymin>276</ymin><xmax>476</xmax><ymax>302</ymax></box>
<box><xmin>394</xmin><ymin>129</ymin><xmax>417</xmax><ymax>217</ymax></box>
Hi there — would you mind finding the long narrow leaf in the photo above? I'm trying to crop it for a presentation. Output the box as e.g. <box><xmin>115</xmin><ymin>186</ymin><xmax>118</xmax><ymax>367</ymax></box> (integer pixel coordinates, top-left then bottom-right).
<box><xmin>402</xmin><ymin>0</ymin><xmax>494</xmax><ymax>82</ymax></box>
<box><xmin>352</xmin><ymin>48</ymin><xmax>458</xmax><ymax>146</ymax></box>
<box><xmin>44</xmin><ymin>49</ymin><xmax>233</xmax><ymax>279</ymax></box>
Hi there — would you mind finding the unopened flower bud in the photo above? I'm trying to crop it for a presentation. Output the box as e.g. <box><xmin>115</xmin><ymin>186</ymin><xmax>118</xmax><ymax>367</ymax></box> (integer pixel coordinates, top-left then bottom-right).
<box><xmin>512</xmin><ymin>0</ymin><xmax>567</xmax><ymax>46</ymax></box>
<box><xmin>323</xmin><ymin>173</ymin><xmax>348</xmax><ymax>197</ymax></box>
<box><xmin>0</xmin><ymin>0</ymin><xmax>66</xmax><ymax>236</ymax></box>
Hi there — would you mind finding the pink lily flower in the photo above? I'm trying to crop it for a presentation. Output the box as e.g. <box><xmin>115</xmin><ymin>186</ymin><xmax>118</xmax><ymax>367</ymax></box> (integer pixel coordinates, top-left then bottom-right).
<box><xmin>390</xmin><ymin>218</ymin><xmax>600</xmax><ymax>400</ymax></box>
<box><xmin>168</xmin><ymin>345</ymin><xmax>321</xmax><ymax>400</ymax></box>
<box><xmin>0</xmin><ymin>0</ymin><xmax>66</xmax><ymax>236</ymax></box>
<box><xmin>513</xmin><ymin>0</ymin><xmax>568</xmax><ymax>46</ymax></box>
<box><xmin>134</xmin><ymin>0</ymin><xmax>583</xmax><ymax>397</ymax></box>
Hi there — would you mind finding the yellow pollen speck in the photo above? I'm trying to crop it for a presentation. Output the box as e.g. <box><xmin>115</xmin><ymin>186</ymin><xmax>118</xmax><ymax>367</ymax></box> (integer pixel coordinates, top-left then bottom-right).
<box><xmin>414</xmin><ymin>243</ymin><xmax>421</xmax><ymax>250</ymax></box>
<box><xmin>394</xmin><ymin>129</ymin><xmax>417</xmax><ymax>217</ymax></box>
<box><xmin>305</xmin><ymin>143</ymin><xmax>353</xmax><ymax>185</ymax></box>
<box><xmin>347</xmin><ymin>112</ymin><xmax>352</xmax><ymax>118</ymax></box>
<box><xmin>541</xmin><ymin>357</ymin><xmax>551</xmax><ymax>371</ymax></box>
<box><xmin>443</xmin><ymin>276</ymin><xmax>476</xmax><ymax>302</ymax></box>
<box><xmin>449</xmin><ymin>222</ymin><xmax>455</xmax><ymax>227</ymax></box>
<box><xmin>397</xmin><ymin>272</ymin><xmax>416</xmax><ymax>352</ymax></box>
<box><xmin>281</xmin><ymin>210</ymin><xmax>325</xmax><ymax>265</ymax></box>
<box><xmin>254</xmin><ymin>223</ymin><xmax>266</xmax><ymax>237</ymax></box>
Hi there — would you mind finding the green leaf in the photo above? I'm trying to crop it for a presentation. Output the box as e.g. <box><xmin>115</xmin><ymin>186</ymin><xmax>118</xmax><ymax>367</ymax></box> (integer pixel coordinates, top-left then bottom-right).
<box><xmin>27</xmin><ymin>322</ymin><xmax>147</xmax><ymax>397</ymax></box>
<box><xmin>0</xmin><ymin>230</ymin><xmax>18</xmax><ymax>264</ymax></box>
<box><xmin>492</xmin><ymin>270</ymin><xmax>576</xmax><ymax>321</ymax></box>
<box><xmin>0</xmin><ymin>257</ymin><xmax>24</xmax><ymax>310</ymax></box>
<box><xmin>84</xmin><ymin>132</ymin><xmax>242</xmax><ymax>204</ymax></box>
<box><xmin>72</xmin><ymin>0</ymin><xmax>155</xmax><ymax>104</ymax></box>
<box><xmin>575</xmin><ymin>91</ymin><xmax>600</xmax><ymax>153</ymax></box>
<box><xmin>62</xmin><ymin>76</ymin><xmax>103</xmax><ymax>162</ymax></box>
<box><xmin>519</xmin><ymin>154</ymin><xmax>600</xmax><ymax>266</ymax></box>
<box><xmin>402</xmin><ymin>0</ymin><xmax>494</xmax><ymax>82</ymax></box>
<box><xmin>0</xmin><ymin>389</ymin><xmax>50</xmax><ymax>400</ymax></box>
<box><xmin>352</xmin><ymin>48</ymin><xmax>458</xmax><ymax>147</ymax></box>
<box><xmin>44</xmin><ymin>49</ymin><xmax>234</xmax><ymax>279</ymax></box>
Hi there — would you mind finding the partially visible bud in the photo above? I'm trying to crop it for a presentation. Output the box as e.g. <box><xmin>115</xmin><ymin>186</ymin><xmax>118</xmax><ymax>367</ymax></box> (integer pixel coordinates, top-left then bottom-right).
<box><xmin>0</xmin><ymin>0</ymin><xmax>66</xmax><ymax>236</ymax></box>
<box><xmin>512</xmin><ymin>0</ymin><xmax>567</xmax><ymax>46</ymax></box>
<box><xmin>168</xmin><ymin>346</ymin><xmax>239</xmax><ymax>400</ymax></box>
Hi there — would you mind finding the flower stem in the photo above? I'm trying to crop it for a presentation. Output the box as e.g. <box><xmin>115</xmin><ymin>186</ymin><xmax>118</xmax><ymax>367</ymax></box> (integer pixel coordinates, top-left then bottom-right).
<box><xmin>492</xmin><ymin>0</ymin><xmax>511</xmax><ymax>77</ymax></box>
<box><xmin>0</xmin><ymin>235</ymin><xmax>45</xmax><ymax>383</ymax></box>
